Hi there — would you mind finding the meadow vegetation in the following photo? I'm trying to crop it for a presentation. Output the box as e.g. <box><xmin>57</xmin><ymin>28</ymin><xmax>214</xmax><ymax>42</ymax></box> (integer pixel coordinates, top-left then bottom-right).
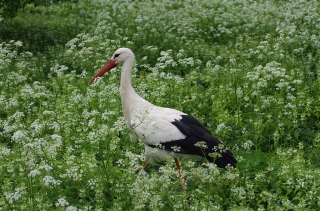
<box><xmin>1</xmin><ymin>0</ymin><xmax>320</xmax><ymax>210</ymax></box>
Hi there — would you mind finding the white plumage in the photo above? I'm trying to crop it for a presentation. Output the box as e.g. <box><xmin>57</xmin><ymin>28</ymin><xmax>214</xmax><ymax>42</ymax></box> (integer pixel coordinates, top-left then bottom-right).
<box><xmin>130</xmin><ymin>106</ymin><xmax>187</xmax><ymax>162</ymax></box>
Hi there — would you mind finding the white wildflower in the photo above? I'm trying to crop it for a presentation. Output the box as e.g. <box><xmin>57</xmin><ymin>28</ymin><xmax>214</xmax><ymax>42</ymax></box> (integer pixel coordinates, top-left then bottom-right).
<box><xmin>14</xmin><ymin>41</ymin><xmax>23</xmax><ymax>47</ymax></box>
<box><xmin>40</xmin><ymin>165</ymin><xmax>53</xmax><ymax>171</ymax></box>
<box><xmin>171</xmin><ymin>145</ymin><xmax>181</xmax><ymax>152</ymax></box>
<box><xmin>11</xmin><ymin>130</ymin><xmax>26</xmax><ymax>142</ymax></box>
<box><xmin>242</xmin><ymin>140</ymin><xmax>254</xmax><ymax>150</ymax></box>
<box><xmin>56</xmin><ymin>197</ymin><xmax>69</xmax><ymax>207</ymax></box>
<box><xmin>215</xmin><ymin>123</ymin><xmax>226</xmax><ymax>134</ymax></box>
<box><xmin>43</xmin><ymin>175</ymin><xmax>61</xmax><ymax>187</ymax></box>
<box><xmin>7</xmin><ymin>192</ymin><xmax>21</xmax><ymax>203</ymax></box>
<box><xmin>194</xmin><ymin>141</ymin><xmax>208</xmax><ymax>149</ymax></box>
<box><xmin>51</xmin><ymin>134</ymin><xmax>62</xmax><ymax>142</ymax></box>
<box><xmin>28</xmin><ymin>169</ymin><xmax>41</xmax><ymax>177</ymax></box>
<box><xmin>0</xmin><ymin>147</ymin><xmax>11</xmax><ymax>157</ymax></box>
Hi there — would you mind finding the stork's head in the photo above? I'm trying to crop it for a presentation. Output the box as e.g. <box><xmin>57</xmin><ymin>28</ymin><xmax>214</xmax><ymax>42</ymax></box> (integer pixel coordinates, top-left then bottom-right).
<box><xmin>89</xmin><ymin>48</ymin><xmax>134</xmax><ymax>84</ymax></box>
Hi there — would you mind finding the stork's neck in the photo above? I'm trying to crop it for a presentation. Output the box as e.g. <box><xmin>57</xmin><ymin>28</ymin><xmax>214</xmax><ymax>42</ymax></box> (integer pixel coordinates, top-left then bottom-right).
<box><xmin>120</xmin><ymin>58</ymin><xmax>135</xmax><ymax>94</ymax></box>
<box><xmin>120</xmin><ymin>57</ymin><xmax>151</xmax><ymax>127</ymax></box>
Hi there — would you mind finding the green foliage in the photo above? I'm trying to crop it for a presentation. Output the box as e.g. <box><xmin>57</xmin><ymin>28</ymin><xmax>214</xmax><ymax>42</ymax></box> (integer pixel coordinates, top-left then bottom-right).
<box><xmin>1</xmin><ymin>0</ymin><xmax>320</xmax><ymax>210</ymax></box>
<box><xmin>0</xmin><ymin>0</ymin><xmax>78</xmax><ymax>19</ymax></box>
<box><xmin>0</xmin><ymin>1</ymin><xmax>92</xmax><ymax>54</ymax></box>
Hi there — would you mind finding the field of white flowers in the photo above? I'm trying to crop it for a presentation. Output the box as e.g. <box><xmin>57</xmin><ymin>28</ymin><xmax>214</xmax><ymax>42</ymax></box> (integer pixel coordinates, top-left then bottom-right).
<box><xmin>1</xmin><ymin>0</ymin><xmax>320</xmax><ymax>210</ymax></box>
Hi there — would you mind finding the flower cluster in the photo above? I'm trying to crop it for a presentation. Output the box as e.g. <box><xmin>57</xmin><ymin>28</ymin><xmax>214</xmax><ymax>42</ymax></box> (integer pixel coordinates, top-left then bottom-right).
<box><xmin>1</xmin><ymin>0</ymin><xmax>320</xmax><ymax>210</ymax></box>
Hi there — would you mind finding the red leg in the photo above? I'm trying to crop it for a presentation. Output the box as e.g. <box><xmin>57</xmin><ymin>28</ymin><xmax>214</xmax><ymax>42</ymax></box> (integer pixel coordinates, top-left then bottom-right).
<box><xmin>174</xmin><ymin>158</ymin><xmax>186</xmax><ymax>191</ymax></box>
<box><xmin>142</xmin><ymin>159</ymin><xmax>148</xmax><ymax>170</ymax></box>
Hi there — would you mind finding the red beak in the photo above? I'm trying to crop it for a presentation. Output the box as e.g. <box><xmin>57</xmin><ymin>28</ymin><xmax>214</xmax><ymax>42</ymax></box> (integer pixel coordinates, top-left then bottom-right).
<box><xmin>89</xmin><ymin>60</ymin><xmax>117</xmax><ymax>84</ymax></box>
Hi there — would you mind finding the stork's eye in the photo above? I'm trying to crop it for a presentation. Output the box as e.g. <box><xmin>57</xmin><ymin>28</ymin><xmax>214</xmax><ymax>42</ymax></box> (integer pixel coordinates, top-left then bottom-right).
<box><xmin>114</xmin><ymin>53</ymin><xmax>120</xmax><ymax>59</ymax></box>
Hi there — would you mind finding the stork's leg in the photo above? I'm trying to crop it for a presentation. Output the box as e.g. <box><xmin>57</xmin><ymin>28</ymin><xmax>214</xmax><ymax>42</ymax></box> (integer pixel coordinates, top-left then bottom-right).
<box><xmin>174</xmin><ymin>158</ymin><xmax>186</xmax><ymax>191</ymax></box>
<box><xmin>142</xmin><ymin>159</ymin><xmax>148</xmax><ymax>170</ymax></box>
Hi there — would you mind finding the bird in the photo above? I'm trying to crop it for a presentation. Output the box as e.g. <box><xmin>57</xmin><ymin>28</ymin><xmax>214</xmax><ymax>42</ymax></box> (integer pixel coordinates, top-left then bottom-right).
<box><xmin>89</xmin><ymin>48</ymin><xmax>237</xmax><ymax>189</ymax></box>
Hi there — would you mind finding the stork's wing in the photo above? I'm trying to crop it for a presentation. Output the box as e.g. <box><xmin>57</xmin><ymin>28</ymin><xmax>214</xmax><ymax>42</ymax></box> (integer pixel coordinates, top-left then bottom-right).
<box><xmin>131</xmin><ymin>106</ymin><xmax>237</xmax><ymax>168</ymax></box>
<box><xmin>164</xmin><ymin>114</ymin><xmax>237</xmax><ymax>168</ymax></box>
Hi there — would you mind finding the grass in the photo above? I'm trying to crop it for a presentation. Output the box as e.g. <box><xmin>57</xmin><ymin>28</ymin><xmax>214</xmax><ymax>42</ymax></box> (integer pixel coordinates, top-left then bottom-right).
<box><xmin>1</xmin><ymin>0</ymin><xmax>320</xmax><ymax>210</ymax></box>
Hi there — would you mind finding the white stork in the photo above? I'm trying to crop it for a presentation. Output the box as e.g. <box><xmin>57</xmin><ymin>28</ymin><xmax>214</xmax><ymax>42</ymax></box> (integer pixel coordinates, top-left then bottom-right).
<box><xmin>89</xmin><ymin>48</ymin><xmax>237</xmax><ymax>188</ymax></box>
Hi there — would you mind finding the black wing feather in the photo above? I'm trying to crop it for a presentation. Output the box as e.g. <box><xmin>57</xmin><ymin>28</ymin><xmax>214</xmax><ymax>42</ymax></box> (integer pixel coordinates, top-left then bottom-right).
<box><xmin>151</xmin><ymin>114</ymin><xmax>237</xmax><ymax>168</ymax></box>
